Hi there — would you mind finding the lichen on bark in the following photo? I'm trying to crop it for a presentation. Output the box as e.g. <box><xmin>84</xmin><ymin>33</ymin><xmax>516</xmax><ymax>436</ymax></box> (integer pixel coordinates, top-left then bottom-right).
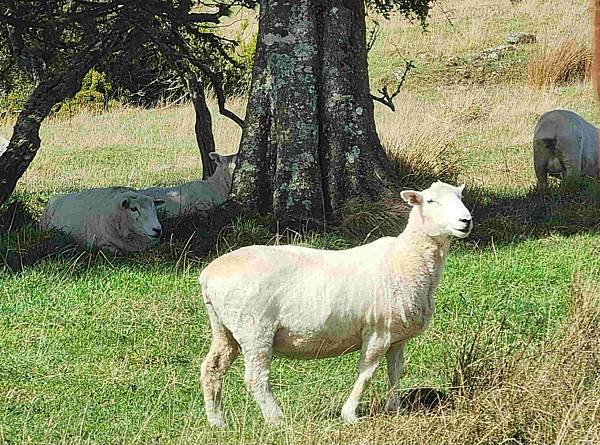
<box><xmin>230</xmin><ymin>0</ymin><xmax>399</xmax><ymax>227</ymax></box>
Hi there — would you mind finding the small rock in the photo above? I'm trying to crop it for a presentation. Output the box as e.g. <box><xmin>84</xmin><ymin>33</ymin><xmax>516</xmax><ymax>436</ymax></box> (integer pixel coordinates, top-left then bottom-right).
<box><xmin>506</xmin><ymin>32</ymin><xmax>536</xmax><ymax>45</ymax></box>
<box><xmin>480</xmin><ymin>44</ymin><xmax>517</xmax><ymax>60</ymax></box>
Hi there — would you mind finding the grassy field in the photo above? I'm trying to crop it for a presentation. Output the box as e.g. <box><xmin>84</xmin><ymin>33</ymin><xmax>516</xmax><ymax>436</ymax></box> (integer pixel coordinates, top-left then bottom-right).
<box><xmin>1</xmin><ymin>0</ymin><xmax>600</xmax><ymax>443</ymax></box>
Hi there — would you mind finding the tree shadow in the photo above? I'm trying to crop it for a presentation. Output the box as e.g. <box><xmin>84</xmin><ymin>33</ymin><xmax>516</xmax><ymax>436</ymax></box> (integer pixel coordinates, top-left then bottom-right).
<box><xmin>465</xmin><ymin>179</ymin><xmax>600</xmax><ymax>247</ymax></box>
<box><xmin>0</xmin><ymin>202</ymin><xmax>248</xmax><ymax>273</ymax></box>
<box><xmin>396</xmin><ymin>387</ymin><xmax>449</xmax><ymax>413</ymax></box>
<box><xmin>4</xmin><ymin>178</ymin><xmax>600</xmax><ymax>273</ymax></box>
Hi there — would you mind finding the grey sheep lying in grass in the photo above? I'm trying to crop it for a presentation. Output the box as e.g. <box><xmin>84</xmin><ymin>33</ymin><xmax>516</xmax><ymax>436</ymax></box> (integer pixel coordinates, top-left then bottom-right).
<box><xmin>533</xmin><ymin>109</ymin><xmax>600</xmax><ymax>188</ymax></box>
<box><xmin>140</xmin><ymin>152</ymin><xmax>236</xmax><ymax>220</ymax></box>
<box><xmin>198</xmin><ymin>181</ymin><xmax>473</xmax><ymax>426</ymax></box>
<box><xmin>41</xmin><ymin>187</ymin><xmax>165</xmax><ymax>254</ymax></box>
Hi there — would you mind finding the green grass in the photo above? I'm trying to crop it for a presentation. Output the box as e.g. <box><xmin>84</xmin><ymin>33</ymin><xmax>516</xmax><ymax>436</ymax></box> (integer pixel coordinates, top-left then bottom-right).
<box><xmin>1</xmin><ymin>232</ymin><xmax>598</xmax><ymax>443</ymax></box>
<box><xmin>1</xmin><ymin>0</ymin><xmax>600</xmax><ymax>442</ymax></box>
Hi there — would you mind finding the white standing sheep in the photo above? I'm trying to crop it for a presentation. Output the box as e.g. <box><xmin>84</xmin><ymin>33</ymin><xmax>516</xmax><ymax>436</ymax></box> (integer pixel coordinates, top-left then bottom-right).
<box><xmin>140</xmin><ymin>152</ymin><xmax>237</xmax><ymax>219</ymax></box>
<box><xmin>198</xmin><ymin>181</ymin><xmax>473</xmax><ymax>427</ymax></box>
<box><xmin>41</xmin><ymin>187</ymin><xmax>165</xmax><ymax>254</ymax></box>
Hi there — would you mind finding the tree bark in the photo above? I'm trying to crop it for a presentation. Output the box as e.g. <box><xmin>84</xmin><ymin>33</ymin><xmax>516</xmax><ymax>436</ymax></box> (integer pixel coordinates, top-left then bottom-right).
<box><xmin>0</xmin><ymin>32</ymin><xmax>130</xmax><ymax>206</ymax></box>
<box><xmin>230</xmin><ymin>0</ymin><xmax>399</xmax><ymax>227</ymax></box>
<box><xmin>183</xmin><ymin>72</ymin><xmax>216</xmax><ymax>179</ymax></box>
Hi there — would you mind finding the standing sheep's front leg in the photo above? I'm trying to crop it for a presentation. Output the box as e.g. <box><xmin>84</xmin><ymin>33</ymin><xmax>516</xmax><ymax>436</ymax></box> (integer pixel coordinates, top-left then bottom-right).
<box><xmin>341</xmin><ymin>331</ymin><xmax>389</xmax><ymax>424</ymax></box>
<box><xmin>239</xmin><ymin>334</ymin><xmax>284</xmax><ymax>425</ymax></box>
<box><xmin>384</xmin><ymin>342</ymin><xmax>405</xmax><ymax>413</ymax></box>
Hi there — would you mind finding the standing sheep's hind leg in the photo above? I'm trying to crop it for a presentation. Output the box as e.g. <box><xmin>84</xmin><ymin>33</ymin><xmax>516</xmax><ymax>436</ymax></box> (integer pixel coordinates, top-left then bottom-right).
<box><xmin>341</xmin><ymin>332</ymin><xmax>388</xmax><ymax>424</ymax></box>
<box><xmin>533</xmin><ymin>139</ymin><xmax>550</xmax><ymax>190</ymax></box>
<box><xmin>200</xmin><ymin>308</ymin><xmax>240</xmax><ymax>428</ymax></box>
<box><xmin>384</xmin><ymin>342</ymin><xmax>405</xmax><ymax>413</ymax></box>
<box><xmin>239</xmin><ymin>334</ymin><xmax>284</xmax><ymax>425</ymax></box>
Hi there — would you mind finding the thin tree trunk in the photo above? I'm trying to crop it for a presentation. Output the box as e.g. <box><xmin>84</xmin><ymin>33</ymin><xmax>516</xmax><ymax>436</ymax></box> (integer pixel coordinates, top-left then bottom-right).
<box><xmin>147</xmin><ymin>33</ymin><xmax>218</xmax><ymax>180</ymax></box>
<box><xmin>230</xmin><ymin>0</ymin><xmax>398</xmax><ymax>227</ymax></box>
<box><xmin>0</xmin><ymin>32</ymin><xmax>130</xmax><ymax>206</ymax></box>
<box><xmin>184</xmin><ymin>72</ymin><xmax>216</xmax><ymax>179</ymax></box>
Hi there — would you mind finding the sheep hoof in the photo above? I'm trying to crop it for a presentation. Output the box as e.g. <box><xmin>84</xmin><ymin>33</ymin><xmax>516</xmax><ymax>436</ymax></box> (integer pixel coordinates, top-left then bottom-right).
<box><xmin>341</xmin><ymin>407</ymin><xmax>360</xmax><ymax>424</ymax></box>
<box><xmin>265</xmin><ymin>414</ymin><xmax>284</xmax><ymax>426</ymax></box>
<box><xmin>207</xmin><ymin>414</ymin><xmax>227</xmax><ymax>428</ymax></box>
<box><xmin>342</xmin><ymin>414</ymin><xmax>359</xmax><ymax>424</ymax></box>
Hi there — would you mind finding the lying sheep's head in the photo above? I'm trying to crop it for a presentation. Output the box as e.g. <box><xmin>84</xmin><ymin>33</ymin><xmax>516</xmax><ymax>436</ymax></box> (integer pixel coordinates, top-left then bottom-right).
<box><xmin>209</xmin><ymin>152</ymin><xmax>237</xmax><ymax>181</ymax></box>
<box><xmin>401</xmin><ymin>181</ymin><xmax>472</xmax><ymax>238</ymax></box>
<box><xmin>115</xmin><ymin>191</ymin><xmax>165</xmax><ymax>245</ymax></box>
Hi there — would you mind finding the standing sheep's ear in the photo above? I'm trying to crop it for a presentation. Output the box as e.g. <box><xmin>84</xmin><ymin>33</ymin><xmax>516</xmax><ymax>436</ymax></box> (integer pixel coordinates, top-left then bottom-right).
<box><xmin>400</xmin><ymin>190</ymin><xmax>423</xmax><ymax>206</ymax></box>
<box><xmin>121</xmin><ymin>198</ymin><xmax>130</xmax><ymax>209</ymax></box>
<box><xmin>458</xmin><ymin>184</ymin><xmax>465</xmax><ymax>193</ymax></box>
<box><xmin>153</xmin><ymin>199</ymin><xmax>166</xmax><ymax>208</ymax></box>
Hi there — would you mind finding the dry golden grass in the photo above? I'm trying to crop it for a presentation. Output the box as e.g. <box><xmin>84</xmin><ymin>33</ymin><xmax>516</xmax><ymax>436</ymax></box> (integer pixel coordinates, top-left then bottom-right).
<box><xmin>368</xmin><ymin>0</ymin><xmax>592</xmax><ymax>88</ymax></box>
<box><xmin>528</xmin><ymin>38</ymin><xmax>592</xmax><ymax>88</ymax></box>
<box><xmin>3</xmin><ymin>82</ymin><xmax>597</xmax><ymax>198</ymax></box>
<box><xmin>0</xmin><ymin>98</ymin><xmax>244</xmax><ymax>196</ymax></box>
<box><xmin>372</xmin><ymin>82</ymin><xmax>594</xmax><ymax>192</ymax></box>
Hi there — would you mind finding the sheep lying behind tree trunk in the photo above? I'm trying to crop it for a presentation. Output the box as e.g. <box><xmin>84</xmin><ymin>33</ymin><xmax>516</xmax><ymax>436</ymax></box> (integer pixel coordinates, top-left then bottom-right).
<box><xmin>140</xmin><ymin>152</ymin><xmax>237</xmax><ymax>220</ymax></box>
<box><xmin>198</xmin><ymin>181</ymin><xmax>473</xmax><ymax>427</ymax></box>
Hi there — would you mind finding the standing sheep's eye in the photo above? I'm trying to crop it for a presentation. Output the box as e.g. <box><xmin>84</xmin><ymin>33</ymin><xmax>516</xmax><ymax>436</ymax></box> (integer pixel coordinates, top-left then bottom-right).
<box><xmin>426</xmin><ymin>199</ymin><xmax>438</xmax><ymax>204</ymax></box>
<box><xmin>130</xmin><ymin>207</ymin><xmax>139</xmax><ymax>213</ymax></box>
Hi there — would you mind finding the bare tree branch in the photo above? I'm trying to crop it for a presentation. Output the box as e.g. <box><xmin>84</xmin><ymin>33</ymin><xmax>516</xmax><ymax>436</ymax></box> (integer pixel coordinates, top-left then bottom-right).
<box><xmin>370</xmin><ymin>60</ymin><xmax>414</xmax><ymax>111</ymax></box>
<box><xmin>366</xmin><ymin>19</ymin><xmax>381</xmax><ymax>53</ymax></box>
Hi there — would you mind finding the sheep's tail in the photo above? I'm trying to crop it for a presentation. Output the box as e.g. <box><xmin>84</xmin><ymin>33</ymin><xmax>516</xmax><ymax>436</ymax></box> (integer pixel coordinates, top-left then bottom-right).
<box><xmin>534</xmin><ymin>137</ymin><xmax>557</xmax><ymax>155</ymax></box>
<box><xmin>199</xmin><ymin>271</ymin><xmax>212</xmax><ymax>305</ymax></box>
<box><xmin>199</xmin><ymin>278</ymin><xmax>238</xmax><ymax>349</ymax></box>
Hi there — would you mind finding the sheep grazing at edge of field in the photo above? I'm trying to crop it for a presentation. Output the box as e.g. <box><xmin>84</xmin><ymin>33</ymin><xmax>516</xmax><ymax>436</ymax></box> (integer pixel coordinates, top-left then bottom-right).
<box><xmin>140</xmin><ymin>152</ymin><xmax>237</xmax><ymax>220</ymax></box>
<box><xmin>198</xmin><ymin>181</ymin><xmax>473</xmax><ymax>427</ymax></box>
<box><xmin>40</xmin><ymin>187</ymin><xmax>165</xmax><ymax>254</ymax></box>
<box><xmin>533</xmin><ymin>109</ymin><xmax>600</xmax><ymax>188</ymax></box>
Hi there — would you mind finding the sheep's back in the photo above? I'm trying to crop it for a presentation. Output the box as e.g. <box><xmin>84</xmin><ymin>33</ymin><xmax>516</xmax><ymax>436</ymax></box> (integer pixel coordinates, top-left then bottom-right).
<box><xmin>41</xmin><ymin>187</ymin><xmax>129</xmax><ymax>242</ymax></box>
<box><xmin>200</xmin><ymin>240</ymin><xmax>398</xmax><ymax>338</ymax></box>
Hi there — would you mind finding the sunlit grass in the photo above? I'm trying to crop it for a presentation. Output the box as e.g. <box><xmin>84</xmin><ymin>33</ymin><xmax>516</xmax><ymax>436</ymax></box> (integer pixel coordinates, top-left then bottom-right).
<box><xmin>1</xmin><ymin>0</ymin><xmax>600</xmax><ymax>442</ymax></box>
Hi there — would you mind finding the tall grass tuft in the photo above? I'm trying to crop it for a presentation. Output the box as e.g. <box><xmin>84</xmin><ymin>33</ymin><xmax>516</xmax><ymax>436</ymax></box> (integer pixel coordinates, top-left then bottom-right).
<box><xmin>528</xmin><ymin>38</ymin><xmax>592</xmax><ymax>88</ymax></box>
<box><xmin>338</xmin><ymin>197</ymin><xmax>409</xmax><ymax>243</ymax></box>
<box><xmin>385</xmin><ymin>136</ymin><xmax>461</xmax><ymax>191</ymax></box>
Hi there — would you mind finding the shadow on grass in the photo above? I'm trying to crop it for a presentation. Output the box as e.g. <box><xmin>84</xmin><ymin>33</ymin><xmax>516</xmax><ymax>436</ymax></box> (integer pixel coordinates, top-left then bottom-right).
<box><xmin>4</xmin><ymin>177</ymin><xmax>600</xmax><ymax>273</ymax></box>
<box><xmin>397</xmin><ymin>387</ymin><xmax>449</xmax><ymax>412</ymax></box>
<box><xmin>466</xmin><ymin>178</ymin><xmax>600</xmax><ymax>246</ymax></box>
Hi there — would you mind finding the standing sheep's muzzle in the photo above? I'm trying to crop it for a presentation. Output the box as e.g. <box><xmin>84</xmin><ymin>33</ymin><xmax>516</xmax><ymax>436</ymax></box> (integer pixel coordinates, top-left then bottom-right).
<box><xmin>454</xmin><ymin>217</ymin><xmax>473</xmax><ymax>237</ymax></box>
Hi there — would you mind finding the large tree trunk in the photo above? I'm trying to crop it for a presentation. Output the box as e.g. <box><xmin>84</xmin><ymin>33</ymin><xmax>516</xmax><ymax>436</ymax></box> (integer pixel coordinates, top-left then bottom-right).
<box><xmin>0</xmin><ymin>33</ymin><xmax>128</xmax><ymax>206</ymax></box>
<box><xmin>230</xmin><ymin>0</ymin><xmax>399</xmax><ymax>227</ymax></box>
